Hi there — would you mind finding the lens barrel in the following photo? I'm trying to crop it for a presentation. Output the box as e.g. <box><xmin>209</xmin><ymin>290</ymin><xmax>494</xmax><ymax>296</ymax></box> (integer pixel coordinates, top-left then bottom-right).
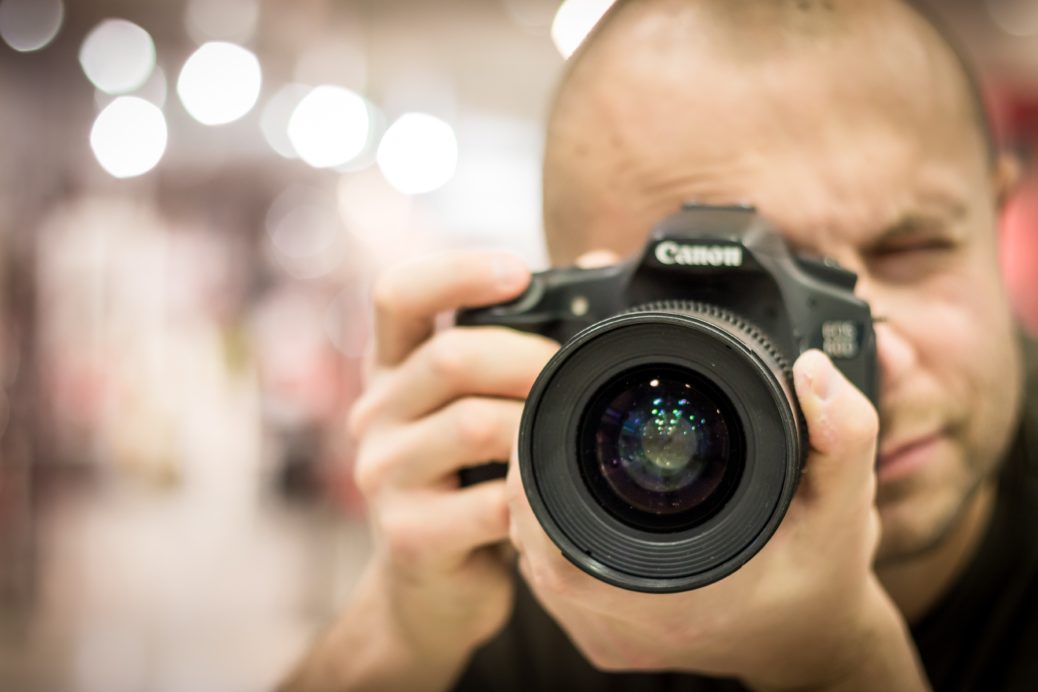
<box><xmin>518</xmin><ymin>302</ymin><xmax>804</xmax><ymax>592</ymax></box>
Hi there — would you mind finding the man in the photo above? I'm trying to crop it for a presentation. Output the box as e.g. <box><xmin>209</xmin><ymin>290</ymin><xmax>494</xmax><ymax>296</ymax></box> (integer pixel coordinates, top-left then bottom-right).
<box><xmin>283</xmin><ymin>0</ymin><xmax>1038</xmax><ymax>689</ymax></box>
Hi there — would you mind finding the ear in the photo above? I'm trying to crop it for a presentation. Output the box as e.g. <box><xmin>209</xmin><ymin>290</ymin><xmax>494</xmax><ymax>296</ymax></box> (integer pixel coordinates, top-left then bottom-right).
<box><xmin>994</xmin><ymin>151</ymin><xmax>1023</xmax><ymax>211</ymax></box>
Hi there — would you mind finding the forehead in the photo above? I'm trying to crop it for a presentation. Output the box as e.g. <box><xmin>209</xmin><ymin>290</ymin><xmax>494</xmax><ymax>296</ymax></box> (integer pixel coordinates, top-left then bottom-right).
<box><xmin>544</xmin><ymin>6</ymin><xmax>988</xmax><ymax>261</ymax></box>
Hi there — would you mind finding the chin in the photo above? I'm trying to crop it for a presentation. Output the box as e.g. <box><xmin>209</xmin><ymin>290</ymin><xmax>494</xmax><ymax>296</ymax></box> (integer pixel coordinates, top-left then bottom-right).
<box><xmin>880</xmin><ymin>464</ymin><xmax>992</xmax><ymax>568</ymax></box>
<box><xmin>873</xmin><ymin>454</ymin><xmax>980</xmax><ymax>564</ymax></box>
<box><xmin>875</xmin><ymin>498</ymin><xmax>960</xmax><ymax>564</ymax></box>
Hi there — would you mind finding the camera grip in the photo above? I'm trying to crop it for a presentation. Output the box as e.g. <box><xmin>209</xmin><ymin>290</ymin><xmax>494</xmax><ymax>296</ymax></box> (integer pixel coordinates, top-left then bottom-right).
<box><xmin>454</xmin><ymin>277</ymin><xmax>553</xmax><ymax>487</ymax></box>
<box><xmin>458</xmin><ymin>463</ymin><xmax>508</xmax><ymax>486</ymax></box>
<box><xmin>455</xmin><ymin>271</ymin><xmax>553</xmax><ymax>333</ymax></box>
<box><xmin>456</xmin><ymin>264</ymin><xmax>624</xmax><ymax>339</ymax></box>
<box><xmin>453</xmin><ymin>264</ymin><xmax>623</xmax><ymax>486</ymax></box>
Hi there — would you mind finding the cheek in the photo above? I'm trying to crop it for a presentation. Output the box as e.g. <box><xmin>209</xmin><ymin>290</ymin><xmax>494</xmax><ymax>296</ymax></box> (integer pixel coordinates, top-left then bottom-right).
<box><xmin>908</xmin><ymin>278</ymin><xmax>999</xmax><ymax>384</ymax></box>
<box><xmin>877</xmin><ymin>251</ymin><xmax>1019</xmax><ymax>436</ymax></box>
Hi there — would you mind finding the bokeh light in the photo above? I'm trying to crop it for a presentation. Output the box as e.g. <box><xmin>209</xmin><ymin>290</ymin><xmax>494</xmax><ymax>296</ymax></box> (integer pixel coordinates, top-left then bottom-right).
<box><xmin>177</xmin><ymin>42</ymin><xmax>262</xmax><ymax>126</ymax></box>
<box><xmin>287</xmin><ymin>86</ymin><xmax>371</xmax><ymax>169</ymax></box>
<box><xmin>95</xmin><ymin>67</ymin><xmax>167</xmax><ymax>112</ymax></box>
<box><xmin>261</xmin><ymin>83</ymin><xmax>310</xmax><ymax>159</ymax></box>
<box><xmin>551</xmin><ymin>0</ymin><xmax>615</xmax><ymax>59</ymax></box>
<box><xmin>432</xmin><ymin>113</ymin><xmax>544</xmax><ymax>255</ymax></box>
<box><xmin>90</xmin><ymin>97</ymin><xmax>168</xmax><ymax>178</ymax></box>
<box><xmin>79</xmin><ymin>19</ymin><xmax>156</xmax><ymax>94</ymax></box>
<box><xmin>338</xmin><ymin>168</ymin><xmax>414</xmax><ymax>251</ymax></box>
<box><xmin>265</xmin><ymin>186</ymin><xmax>346</xmax><ymax>279</ymax></box>
<box><xmin>135</xmin><ymin>65</ymin><xmax>168</xmax><ymax>108</ymax></box>
<box><xmin>0</xmin><ymin>0</ymin><xmax>63</xmax><ymax>52</ymax></box>
<box><xmin>185</xmin><ymin>0</ymin><xmax>259</xmax><ymax>45</ymax></box>
<box><xmin>324</xmin><ymin>287</ymin><xmax>370</xmax><ymax>359</ymax></box>
<box><xmin>337</xmin><ymin>168</ymin><xmax>447</xmax><ymax>266</ymax></box>
<box><xmin>267</xmin><ymin>186</ymin><xmax>340</xmax><ymax>259</ymax></box>
<box><xmin>376</xmin><ymin>113</ymin><xmax>458</xmax><ymax>195</ymax></box>
<box><xmin>333</xmin><ymin>100</ymin><xmax>385</xmax><ymax>174</ymax></box>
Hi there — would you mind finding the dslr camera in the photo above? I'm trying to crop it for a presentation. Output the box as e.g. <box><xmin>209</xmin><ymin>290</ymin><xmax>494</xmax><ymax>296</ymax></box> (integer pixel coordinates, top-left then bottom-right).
<box><xmin>457</xmin><ymin>203</ymin><xmax>877</xmax><ymax>593</ymax></box>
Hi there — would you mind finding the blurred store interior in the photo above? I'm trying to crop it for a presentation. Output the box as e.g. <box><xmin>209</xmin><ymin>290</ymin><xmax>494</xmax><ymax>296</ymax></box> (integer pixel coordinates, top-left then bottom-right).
<box><xmin>0</xmin><ymin>0</ymin><xmax>1035</xmax><ymax>690</ymax></box>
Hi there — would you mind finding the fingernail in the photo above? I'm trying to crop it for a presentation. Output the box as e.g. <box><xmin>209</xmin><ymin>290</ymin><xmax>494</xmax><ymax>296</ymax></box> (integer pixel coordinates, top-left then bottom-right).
<box><xmin>492</xmin><ymin>256</ymin><xmax>528</xmax><ymax>291</ymax></box>
<box><xmin>575</xmin><ymin>250</ymin><xmax>619</xmax><ymax>269</ymax></box>
<box><xmin>815</xmin><ymin>358</ymin><xmax>840</xmax><ymax>402</ymax></box>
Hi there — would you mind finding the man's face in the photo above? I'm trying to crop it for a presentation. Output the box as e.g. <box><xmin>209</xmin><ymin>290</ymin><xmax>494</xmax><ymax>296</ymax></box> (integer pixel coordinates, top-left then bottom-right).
<box><xmin>543</xmin><ymin>7</ymin><xmax>1022</xmax><ymax>562</ymax></box>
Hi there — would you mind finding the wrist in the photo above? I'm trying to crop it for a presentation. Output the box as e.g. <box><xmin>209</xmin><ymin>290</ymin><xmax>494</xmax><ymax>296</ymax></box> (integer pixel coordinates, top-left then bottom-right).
<box><xmin>280</xmin><ymin>559</ymin><xmax>474</xmax><ymax>692</ymax></box>
<box><xmin>744</xmin><ymin>579</ymin><xmax>929</xmax><ymax>692</ymax></box>
<box><xmin>361</xmin><ymin>559</ymin><xmax>480</xmax><ymax>690</ymax></box>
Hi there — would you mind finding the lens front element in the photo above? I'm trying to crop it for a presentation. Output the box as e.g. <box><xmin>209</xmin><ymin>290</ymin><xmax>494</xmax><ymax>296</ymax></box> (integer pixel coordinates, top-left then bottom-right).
<box><xmin>581</xmin><ymin>365</ymin><xmax>742</xmax><ymax>532</ymax></box>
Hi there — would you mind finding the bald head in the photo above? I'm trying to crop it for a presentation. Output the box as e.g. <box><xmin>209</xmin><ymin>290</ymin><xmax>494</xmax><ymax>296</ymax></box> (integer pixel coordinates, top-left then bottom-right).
<box><xmin>543</xmin><ymin>0</ymin><xmax>993</xmax><ymax>263</ymax></box>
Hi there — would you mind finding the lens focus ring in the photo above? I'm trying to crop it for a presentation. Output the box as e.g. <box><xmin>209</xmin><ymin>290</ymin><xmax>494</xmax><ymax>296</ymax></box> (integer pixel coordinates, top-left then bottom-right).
<box><xmin>623</xmin><ymin>300</ymin><xmax>794</xmax><ymax>387</ymax></box>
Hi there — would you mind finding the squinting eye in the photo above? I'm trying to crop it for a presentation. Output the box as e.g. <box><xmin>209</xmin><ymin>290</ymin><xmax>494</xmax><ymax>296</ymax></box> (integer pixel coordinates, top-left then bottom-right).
<box><xmin>871</xmin><ymin>240</ymin><xmax>955</xmax><ymax>259</ymax></box>
<box><xmin>867</xmin><ymin>239</ymin><xmax>958</xmax><ymax>282</ymax></box>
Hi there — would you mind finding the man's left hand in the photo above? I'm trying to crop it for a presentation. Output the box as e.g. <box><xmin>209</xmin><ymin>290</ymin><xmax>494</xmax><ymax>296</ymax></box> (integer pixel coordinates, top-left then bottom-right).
<box><xmin>507</xmin><ymin>350</ymin><xmax>929</xmax><ymax>691</ymax></box>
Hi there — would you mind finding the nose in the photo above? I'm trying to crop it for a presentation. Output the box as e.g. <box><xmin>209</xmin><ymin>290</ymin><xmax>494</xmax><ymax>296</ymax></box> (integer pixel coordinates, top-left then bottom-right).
<box><xmin>873</xmin><ymin>320</ymin><xmax>916</xmax><ymax>402</ymax></box>
<box><xmin>853</xmin><ymin>273</ymin><xmax>917</xmax><ymax>415</ymax></box>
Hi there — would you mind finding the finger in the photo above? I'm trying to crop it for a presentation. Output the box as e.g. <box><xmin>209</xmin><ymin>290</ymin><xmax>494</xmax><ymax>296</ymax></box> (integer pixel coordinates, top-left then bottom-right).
<box><xmin>575</xmin><ymin>250</ymin><xmax>621</xmax><ymax>268</ymax></box>
<box><xmin>505</xmin><ymin>455</ymin><xmax>591</xmax><ymax>598</ymax></box>
<box><xmin>352</xmin><ymin>327</ymin><xmax>557</xmax><ymax>432</ymax></box>
<box><xmin>378</xmin><ymin>480</ymin><xmax>510</xmax><ymax>571</ymax></box>
<box><xmin>507</xmin><ymin>450</ymin><xmax>667</xmax><ymax>623</ymax></box>
<box><xmin>356</xmin><ymin>397</ymin><xmax>523</xmax><ymax>493</ymax></box>
<box><xmin>372</xmin><ymin>251</ymin><xmax>531</xmax><ymax>368</ymax></box>
<box><xmin>793</xmin><ymin>349</ymin><xmax>880</xmax><ymax>510</ymax></box>
<box><xmin>359</xmin><ymin>340</ymin><xmax>381</xmax><ymax>389</ymax></box>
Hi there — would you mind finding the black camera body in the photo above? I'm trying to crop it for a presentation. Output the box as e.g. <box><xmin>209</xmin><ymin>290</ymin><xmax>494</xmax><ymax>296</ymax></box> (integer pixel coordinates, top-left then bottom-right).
<box><xmin>458</xmin><ymin>203</ymin><xmax>877</xmax><ymax>592</ymax></box>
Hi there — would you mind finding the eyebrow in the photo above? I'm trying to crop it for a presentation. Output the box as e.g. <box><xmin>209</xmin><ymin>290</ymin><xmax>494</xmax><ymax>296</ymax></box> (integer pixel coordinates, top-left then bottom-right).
<box><xmin>869</xmin><ymin>203</ymin><xmax>969</xmax><ymax>248</ymax></box>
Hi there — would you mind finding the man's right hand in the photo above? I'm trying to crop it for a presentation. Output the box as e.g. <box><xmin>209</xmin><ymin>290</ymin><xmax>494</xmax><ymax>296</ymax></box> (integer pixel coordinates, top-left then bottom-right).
<box><xmin>281</xmin><ymin>250</ymin><xmax>558</xmax><ymax>692</ymax></box>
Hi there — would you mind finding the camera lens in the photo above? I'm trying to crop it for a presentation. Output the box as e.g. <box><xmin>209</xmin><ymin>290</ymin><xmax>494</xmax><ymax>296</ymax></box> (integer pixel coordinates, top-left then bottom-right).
<box><xmin>580</xmin><ymin>365</ymin><xmax>742</xmax><ymax>532</ymax></box>
<box><xmin>519</xmin><ymin>304</ymin><xmax>805</xmax><ymax>592</ymax></box>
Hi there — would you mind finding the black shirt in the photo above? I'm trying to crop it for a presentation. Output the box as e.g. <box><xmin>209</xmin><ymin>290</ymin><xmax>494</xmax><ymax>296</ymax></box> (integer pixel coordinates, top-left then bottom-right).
<box><xmin>456</xmin><ymin>339</ymin><xmax>1038</xmax><ymax>692</ymax></box>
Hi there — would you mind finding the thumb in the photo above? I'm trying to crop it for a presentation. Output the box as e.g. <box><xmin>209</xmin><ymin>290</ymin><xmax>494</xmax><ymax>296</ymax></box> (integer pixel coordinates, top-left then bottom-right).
<box><xmin>793</xmin><ymin>349</ymin><xmax>879</xmax><ymax>509</ymax></box>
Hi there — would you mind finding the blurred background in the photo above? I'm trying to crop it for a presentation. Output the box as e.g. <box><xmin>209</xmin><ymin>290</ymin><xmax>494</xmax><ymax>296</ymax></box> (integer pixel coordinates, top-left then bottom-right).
<box><xmin>0</xmin><ymin>0</ymin><xmax>1034</xmax><ymax>690</ymax></box>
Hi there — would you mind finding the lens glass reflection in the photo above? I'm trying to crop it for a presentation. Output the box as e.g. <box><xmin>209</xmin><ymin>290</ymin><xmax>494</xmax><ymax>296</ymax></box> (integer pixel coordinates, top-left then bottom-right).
<box><xmin>580</xmin><ymin>365</ymin><xmax>743</xmax><ymax>531</ymax></box>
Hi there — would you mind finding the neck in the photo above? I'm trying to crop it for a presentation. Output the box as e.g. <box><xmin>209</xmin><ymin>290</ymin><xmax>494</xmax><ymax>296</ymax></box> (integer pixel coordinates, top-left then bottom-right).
<box><xmin>877</xmin><ymin>481</ymin><xmax>996</xmax><ymax>624</ymax></box>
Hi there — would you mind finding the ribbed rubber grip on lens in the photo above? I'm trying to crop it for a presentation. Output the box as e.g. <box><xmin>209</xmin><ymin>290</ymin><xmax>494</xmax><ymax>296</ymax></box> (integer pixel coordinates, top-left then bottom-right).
<box><xmin>623</xmin><ymin>300</ymin><xmax>794</xmax><ymax>391</ymax></box>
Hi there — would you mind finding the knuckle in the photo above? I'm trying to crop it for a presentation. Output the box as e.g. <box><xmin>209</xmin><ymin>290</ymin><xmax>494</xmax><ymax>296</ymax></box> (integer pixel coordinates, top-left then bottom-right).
<box><xmin>528</xmin><ymin>556</ymin><xmax>574</xmax><ymax>599</ymax></box>
<box><xmin>866</xmin><ymin>508</ymin><xmax>883</xmax><ymax>557</ymax></box>
<box><xmin>452</xmin><ymin>399</ymin><xmax>500</xmax><ymax>452</ymax></box>
<box><xmin>577</xmin><ymin>632</ymin><xmax>666</xmax><ymax>673</ymax></box>
<box><xmin>846</xmin><ymin>403</ymin><xmax>880</xmax><ymax>447</ymax></box>
<box><xmin>863</xmin><ymin>466</ymin><xmax>878</xmax><ymax>499</ymax></box>
<box><xmin>347</xmin><ymin>365</ymin><xmax>404</xmax><ymax>432</ymax></box>
<box><xmin>360</xmin><ymin>342</ymin><xmax>378</xmax><ymax>381</ymax></box>
<box><xmin>508</xmin><ymin>519</ymin><xmax>522</xmax><ymax>551</ymax></box>
<box><xmin>427</xmin><ymin>331</ymin><xmax>470</xmax><ymax>382</ymax></box>
<box><xmin>372</xmin><ymin>271</ymin><xmax>404</xmax><ymax>316</ymax></box>
<box><xmin>463</xmin><ymin>481</ymin><xmax>509</xmax><ymax>545</ymax></box>
<box><xmin>352</xmin><ymin>444</ymin><xmax>390</xmax><ymax>497</ymax></box>
<box><xmin>581</xmin><ymin>643</ymin><xmax>633</xmax><ymax>673</ymax></box>
<box><xmin>380</xmin><ymin>511</ymin><xmax>426</xmax><ymax>570</ymax></box>
<box><xmin>346</xmin><ymin>400</ymin><xmax>369</xmax><ymax>439</ymax></box>
<box><xmin>505</xmin><ymin>469</ymin><xmax>525</xmax><ymax>510</ymax></box>
<box><xmin>481</xmin><ymin>488</ymin><xmax>510</xmax><ymax>537</ymax></box>
<box><xmin>347</xmin><ymin>386</ymin><xmax>386</xmax><ymax>439</ymax></box>
<box><xmin>584</xmin><ymin>649</ymin><xmax>618</xmax><ymax>672</ymax></box>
